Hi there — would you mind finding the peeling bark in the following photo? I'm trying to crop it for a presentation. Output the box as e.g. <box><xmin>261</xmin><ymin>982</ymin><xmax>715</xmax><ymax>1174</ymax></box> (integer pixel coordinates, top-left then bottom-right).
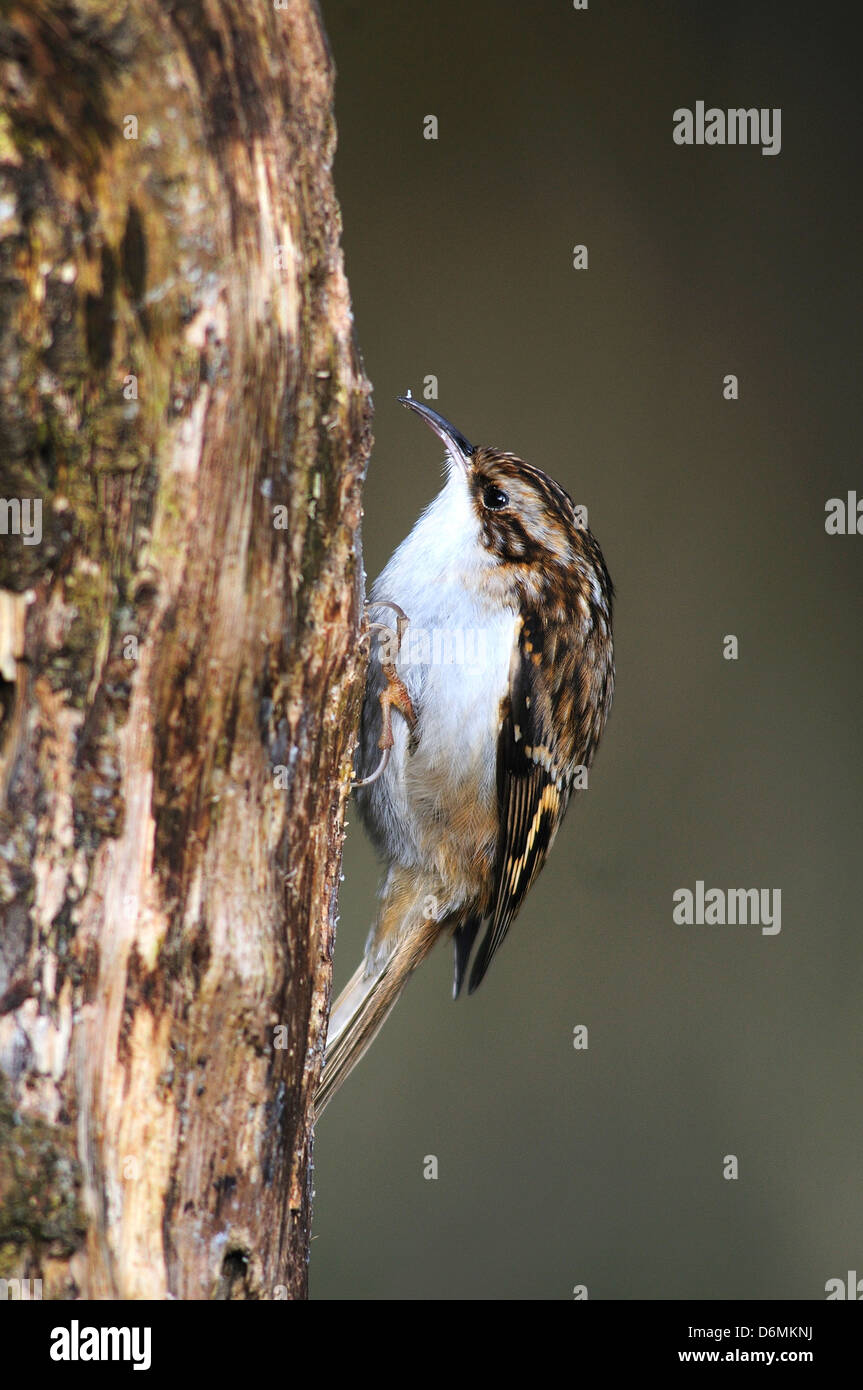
<box><xmin>0</xmin><ymin>0</ymin><xmax>370</xmax><ymax>1299</ymax></box>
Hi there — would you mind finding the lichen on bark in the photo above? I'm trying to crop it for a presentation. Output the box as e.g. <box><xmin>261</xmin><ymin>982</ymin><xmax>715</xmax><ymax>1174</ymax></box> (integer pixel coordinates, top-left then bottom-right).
<box><xmin>0</xmin><ymin>1073</ymin><xmax>85</xmax><ymax>1291</ymax></box>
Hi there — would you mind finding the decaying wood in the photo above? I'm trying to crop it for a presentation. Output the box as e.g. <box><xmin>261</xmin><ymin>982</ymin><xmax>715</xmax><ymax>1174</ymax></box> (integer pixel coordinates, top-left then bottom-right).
<box><xmin>0</xmin><ymin>0</ymin><xmax>370</xmax><ymax>1298</ymax></box>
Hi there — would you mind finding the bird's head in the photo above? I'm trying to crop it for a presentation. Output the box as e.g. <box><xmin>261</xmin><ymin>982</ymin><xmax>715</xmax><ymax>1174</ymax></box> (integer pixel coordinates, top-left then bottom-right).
<box><xmin>398</xmin><ymin>395</ymin><xmax>612</xmax><ymax>625</ymax></box>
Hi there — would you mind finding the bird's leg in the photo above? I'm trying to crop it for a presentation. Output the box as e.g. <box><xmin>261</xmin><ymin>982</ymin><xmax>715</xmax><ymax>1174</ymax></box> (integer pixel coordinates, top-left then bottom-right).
<box><xmin>352</xmin><ymin>600</ymin><xmax>417</xmax><ymax>789</ymax></box>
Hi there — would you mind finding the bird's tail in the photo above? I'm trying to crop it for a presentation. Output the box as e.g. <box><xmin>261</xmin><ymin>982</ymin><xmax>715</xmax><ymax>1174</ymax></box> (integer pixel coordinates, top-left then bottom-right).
<box><xmin>316</xmin><ymin>867</ymin><xmax>444</xmax><ymax>1115</ymax></box>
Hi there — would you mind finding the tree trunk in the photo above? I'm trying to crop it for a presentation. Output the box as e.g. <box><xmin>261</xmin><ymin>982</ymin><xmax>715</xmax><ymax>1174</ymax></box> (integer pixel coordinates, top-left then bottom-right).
<box><xmin>0</xmin><ymin>0</ymin><xmax>369</xmax><ymax>1299</ymax></box>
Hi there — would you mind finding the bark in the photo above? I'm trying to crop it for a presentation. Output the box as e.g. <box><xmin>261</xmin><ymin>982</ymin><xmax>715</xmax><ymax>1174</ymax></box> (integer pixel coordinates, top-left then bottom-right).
<box><xmin>0</xmin><ymin>0</ymin><xmax>369</xmax><ymax>1299</ymax></box>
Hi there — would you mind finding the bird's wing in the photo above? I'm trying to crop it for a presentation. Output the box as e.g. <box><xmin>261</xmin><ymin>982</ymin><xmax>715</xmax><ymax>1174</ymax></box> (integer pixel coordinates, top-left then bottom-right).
<box><xmin>466</xmin><ymin>613</ymin><xmax>578</xmax><ymax>994</ymax></box>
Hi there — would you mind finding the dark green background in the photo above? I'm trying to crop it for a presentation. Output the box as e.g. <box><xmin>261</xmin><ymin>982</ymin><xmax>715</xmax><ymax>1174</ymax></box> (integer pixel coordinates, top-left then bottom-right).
<box><xmin>311</xmin><ymin>0</ymin><xmax>862</xmax><ymax>1299</ymax></box>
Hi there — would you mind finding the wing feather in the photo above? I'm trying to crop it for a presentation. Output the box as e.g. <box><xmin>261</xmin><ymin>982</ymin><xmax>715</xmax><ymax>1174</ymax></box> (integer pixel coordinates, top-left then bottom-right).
<box><xmin>467</xmin><ymin>614</ymin><xmax>574</xmax><ymax>994</ymax></box>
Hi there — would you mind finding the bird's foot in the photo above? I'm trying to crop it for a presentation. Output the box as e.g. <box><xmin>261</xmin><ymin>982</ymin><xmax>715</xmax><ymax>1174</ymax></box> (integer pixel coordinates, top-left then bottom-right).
<box><xmin>352</xmin><ymin>600</ymin><xmax>417</xmax><ymax>789</ymax></box>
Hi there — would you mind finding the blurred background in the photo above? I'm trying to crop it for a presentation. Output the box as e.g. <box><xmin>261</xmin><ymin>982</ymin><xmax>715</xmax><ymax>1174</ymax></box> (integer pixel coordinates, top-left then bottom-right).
<box><xmin>311</xmin><ymin>0</ymin><xmax>862</xmax><ymax>1298</ymax></box>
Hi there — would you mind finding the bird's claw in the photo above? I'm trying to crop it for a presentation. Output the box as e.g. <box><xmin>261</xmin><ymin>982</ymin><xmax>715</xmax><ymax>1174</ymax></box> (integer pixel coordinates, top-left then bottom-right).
<box><xmin>352</xmin><ymin>601</ymin><xmax>416</xmax><ymax>790</ymax></box>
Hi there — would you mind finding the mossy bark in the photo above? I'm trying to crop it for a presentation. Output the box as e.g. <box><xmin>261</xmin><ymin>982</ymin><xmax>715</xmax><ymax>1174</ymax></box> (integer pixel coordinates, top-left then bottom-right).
<box><xmin>0</xmin><ymin>0</ymin><xmax>370</xmax><ymax>1299</ymax></box>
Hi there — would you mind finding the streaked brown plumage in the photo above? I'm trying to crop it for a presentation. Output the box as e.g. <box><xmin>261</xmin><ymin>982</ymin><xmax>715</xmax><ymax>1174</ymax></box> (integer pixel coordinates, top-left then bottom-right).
<box><xmin>317</xmin><ymin>399</ymin><xmax>614</xmax><ymax>1114</ymax></box>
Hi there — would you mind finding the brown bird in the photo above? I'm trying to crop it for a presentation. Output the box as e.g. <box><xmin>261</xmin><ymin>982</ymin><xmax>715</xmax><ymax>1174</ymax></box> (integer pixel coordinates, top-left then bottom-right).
<box><xmin>317</xmin><ymin>397</ymin><xmax>614</xmax><ymax>1113</ymax></box>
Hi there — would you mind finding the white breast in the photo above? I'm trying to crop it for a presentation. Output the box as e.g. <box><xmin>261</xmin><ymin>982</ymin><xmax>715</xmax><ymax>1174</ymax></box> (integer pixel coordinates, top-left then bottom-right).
<box><xmin>361</xmin><ymin>468</ymin><xmax>518</xmax><ymax>887</ymax></box>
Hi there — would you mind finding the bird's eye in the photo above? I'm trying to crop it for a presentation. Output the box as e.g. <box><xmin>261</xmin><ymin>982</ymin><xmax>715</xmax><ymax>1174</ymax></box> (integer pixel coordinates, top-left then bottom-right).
<box><xmin>482</xmin><ymin>484</ymin><xmax>509</xmax><ymax>511</ymax></box>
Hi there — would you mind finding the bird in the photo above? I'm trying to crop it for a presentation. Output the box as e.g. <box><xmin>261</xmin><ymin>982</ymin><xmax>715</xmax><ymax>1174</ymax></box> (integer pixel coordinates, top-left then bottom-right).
<box><xmin>316</xmin><ymin>395</ymin><xmax>614</xmax><ymax>1114</ymax></box>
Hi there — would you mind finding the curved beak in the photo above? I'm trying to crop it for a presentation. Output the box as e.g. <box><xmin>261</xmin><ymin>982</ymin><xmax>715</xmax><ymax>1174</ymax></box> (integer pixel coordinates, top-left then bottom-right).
<box><xmin>398</xmin><ymin>394</ymin><xmax>475</xmax><ymax>473</ymax></box>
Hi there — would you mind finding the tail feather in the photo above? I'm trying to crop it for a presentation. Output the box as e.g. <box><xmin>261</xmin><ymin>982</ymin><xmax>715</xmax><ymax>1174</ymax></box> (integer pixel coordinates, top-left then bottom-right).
<box><xmin>316</xmin><ymin>881</ymin><xmax>444</xmax><ymax>1115</ymax></box>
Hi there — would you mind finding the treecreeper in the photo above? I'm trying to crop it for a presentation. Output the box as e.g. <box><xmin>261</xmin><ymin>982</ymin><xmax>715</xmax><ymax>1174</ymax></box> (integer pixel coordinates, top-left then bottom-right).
<box><xmin>317</xmin><ymin>396</ymin><xmax>614</xmax><ymax>1112</ymax></box>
